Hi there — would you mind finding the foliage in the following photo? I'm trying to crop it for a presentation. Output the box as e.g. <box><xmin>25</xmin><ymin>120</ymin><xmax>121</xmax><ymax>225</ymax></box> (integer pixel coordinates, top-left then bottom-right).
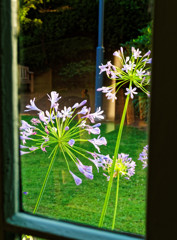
<box><xmin>18</xmin><ymin>0</ymin><xmax>151</xmax><ymax>71</ymax></box>
<box><xmin>104</xmin><ymin>0</ymin><xmax>151</xmax><ymax>52</ymax></box>
<box><xmin>58</xmin><ymin>60</ymin><xmax>95</xmax><ymax>79</ymax></box>
<box><xmin>121</xmin><ymin>21</ymin><xmax>152</xmax><ymax>54</ymax></box>
<box><xmin>19</xmin><ymin>37</ymin><xmax>96</xmax><ymax>70</ymax></box>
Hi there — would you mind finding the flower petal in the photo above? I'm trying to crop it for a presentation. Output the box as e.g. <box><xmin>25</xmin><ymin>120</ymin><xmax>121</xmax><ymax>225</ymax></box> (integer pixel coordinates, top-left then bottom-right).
<box><xmin>69</xmin><ymin>171</ymin><xmax>82</xmax><ymax>185</ymax></box>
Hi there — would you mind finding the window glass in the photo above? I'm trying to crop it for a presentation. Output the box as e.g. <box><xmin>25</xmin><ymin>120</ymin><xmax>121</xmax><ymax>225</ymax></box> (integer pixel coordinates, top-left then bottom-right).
<box><xmin>19</xmin><ymin>0</ymin><xmax>153</xmax><ymax>236</ymax></box>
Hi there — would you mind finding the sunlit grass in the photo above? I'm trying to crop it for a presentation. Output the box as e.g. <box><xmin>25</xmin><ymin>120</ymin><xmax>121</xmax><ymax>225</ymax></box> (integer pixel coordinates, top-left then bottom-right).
<box><xmin>21</xmin><ymin>115</ymin><xmax>148</xmax><ymax>235</ymax></box>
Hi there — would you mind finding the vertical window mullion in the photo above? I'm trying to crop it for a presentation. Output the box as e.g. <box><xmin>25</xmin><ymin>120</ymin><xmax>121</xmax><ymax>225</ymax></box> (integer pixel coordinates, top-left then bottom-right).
<box><xmin>0</xmin><ymin>0</ymin><xmax>19</xmax><ymax>239</ymax></box>
<box><xmin>147</xmin><ymin>0</ymin><xmax>177</xmax><ymax>239</ymax></box>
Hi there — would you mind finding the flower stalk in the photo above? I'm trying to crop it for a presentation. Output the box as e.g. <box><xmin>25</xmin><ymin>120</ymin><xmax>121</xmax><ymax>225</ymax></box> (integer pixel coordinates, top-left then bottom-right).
<box><xmin>98</xmin><ymin>47</ymin><xmax>151</xmax><ymax>229</ymax></box>
<box><xmin>20</xmin><ymin>91</ymin><xmax>108</xmax><ymax>214</ymax></box>
<box><xmin>99</xmin><ymin>84</ymin><xmax>130</xmax><ymax>227</ymax></box>
<box><xmin>33</xmin><ymin>145</ymin><xmax>58</xmax><ymax>214</ymax></box>
<box><xmin>112</xmin><ymin>171</ymin><xmax>120</xmax><ymax>230</ymax></box>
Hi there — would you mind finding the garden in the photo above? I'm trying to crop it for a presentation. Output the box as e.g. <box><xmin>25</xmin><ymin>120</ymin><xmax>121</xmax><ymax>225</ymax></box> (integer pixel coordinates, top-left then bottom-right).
<box><xmin>18</xmin><ymin>1</ymin><xmax>152</xmax><ymax>239</ymax></box>
<box><xmin>21</xmin><ymin>114</ymin><xmax>148</xmax><ymax>235</ymax></box>
<box><xmin>20</xmin><ymin>48</ymin><xmax>150</xmax><ymax>240</ymax></box>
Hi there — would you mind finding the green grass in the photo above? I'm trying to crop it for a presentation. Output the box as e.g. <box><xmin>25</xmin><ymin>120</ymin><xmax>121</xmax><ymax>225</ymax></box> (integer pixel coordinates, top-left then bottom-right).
<box><xmin>21</xmin><ymin>115</ymin><xmax>148</xmax><ymax>236</ymax></box>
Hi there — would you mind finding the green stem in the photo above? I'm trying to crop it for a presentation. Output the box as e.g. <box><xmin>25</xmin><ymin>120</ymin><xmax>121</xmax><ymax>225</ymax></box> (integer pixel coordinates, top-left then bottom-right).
<box><xmin>112</xmin><ymin>172</ymin><xmax>120</xmax><ymax>230</ymax></box>
<box><xmin>98</xmin><ymin>81</ymin><xmax>131</xmax><ymax>228</ymax></box>
<box><xmin>60</xmin><ymin>145</ymin><xmax>70</xmax><ymax>171</ymax></box>
<box><xmin>33</xmin><ymin>145</ymin><xmax>58</xmax><ymax>214</ymax></box>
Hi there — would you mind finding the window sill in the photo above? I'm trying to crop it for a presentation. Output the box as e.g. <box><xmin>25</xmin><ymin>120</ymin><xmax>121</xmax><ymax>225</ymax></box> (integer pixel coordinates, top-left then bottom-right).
<box><xmin>5</xmin><ymin>212</ymin><xmax>144</xmax><ymax>240</ymax></box>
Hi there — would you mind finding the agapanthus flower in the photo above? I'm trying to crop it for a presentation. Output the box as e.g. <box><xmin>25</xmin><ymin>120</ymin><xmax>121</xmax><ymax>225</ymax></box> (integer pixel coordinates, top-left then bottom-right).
<box><xmin>47</xmin><ymin>91</ymin><xmax>61</xmax><ymax>109</ymax></box>
<box><xmin>125</xmin><ymin>86</ymin><xmax>138</xmax><ymax>99</ymax></box>
<box><xmin>20</xmin><ymin>134</ymin><xmax>32</xmax><ymax>145</ymax></box>
<box><xmin>132</xmin><ymin>47</ymin><xmax>142</xmax><ymax>59</ymax></box>
<box><xmin>85</xmin><ymin>126</ymin><xmax>100</xmax><ymax>135</ymax></box>
<box><xmin>31</xmin><ymin>118</ymin><xmax>41</xmax><ymax>125</ymax></box>
<box><xmin>20</xmin><ymin>120</ymin><xmax>35</xmax><ymax>130</ymax></box>
<box><xmin>98</xmin><ymin>47</ymin><xmax>151</xmax><ymax>101</ymax></box>
<box><xmin>88</xmin><ymin>136</ymin><xmax>107</xmax><ymax>153</ymax></box>
<box><xmin>83</xmin><ymin>107</ymin><xmax>104</xmax><ymax>123</ymax></box>
<box><xmin>77</xmin><ymin>106</ymin><xmax>89</xmax><ymax>115</ymax></box>
<box><xmin>76</xmin><ymin>159</ymin><xmax>93</xmax><ymax>180</ymax></box>
<box><xmin>85</xmin><ymin>123</ymin><xmax>101</xmax><ymax>135</ymax></box>
<box><xmin>102</xmin><ymin>153</ymin><xmax>136</xmax><ymax>180</ymax></box>
<box><xmin>20</xmin><ymin>92</ymin><xmax>107</xmax><ymax>185</ymax></box>
<box><xmin>38</xmin><ymin>111</ymin><xmax>48</xmax><ymax>124</ymax></box>
<box><xmin>97</xmin><ymin>86</ymin><xmax>117</xmax><ymax>102</ymax></box>
<box><xmin>61</xmin><ymin>106</ymin><xmax>73</xmax><ymax>121</ymax></box>
<box><xmin>87</xmin><ymin>152</ymin><xmax>112</xmax><ymax>172</ymax></box>
<box><xmin>65</xmin><ymin>126</ymin><xmax>69</xmax><ymax>131</ymax></box>
<box><xmin>69</xmin><ymin>171</ymin><xmax>82</xmax><ymax>185</ymax></box>
<box><xmin>68</xmin><ymin>139</ymin><xmax>75</xmax><ymax>147</ymax></box>
<box><xmin>25</xmin><ymin>98</ymin><xmax>41</xmax><ymax>112</ymax></box>
<box><xmin>20</xmin><ymin>150</ymin><xmax>30</xmax><ymax>155</ymax></box>
<box><xmin>138</xmin><ymin>145</ymin><xmax>148</xmax><ymax>169</ymax></box>
<box><xmin>72</xmin><ymin>100</ymin><xmax>87</xmax><ymax>109</ymax></box>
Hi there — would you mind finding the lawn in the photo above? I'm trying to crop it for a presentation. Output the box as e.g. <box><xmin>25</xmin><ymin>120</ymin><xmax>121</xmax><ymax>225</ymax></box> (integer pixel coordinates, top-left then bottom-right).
<box><xmin>21</xmin><ymin>115</ymin><xmax>148</xmax><ymax>236</ymax></box>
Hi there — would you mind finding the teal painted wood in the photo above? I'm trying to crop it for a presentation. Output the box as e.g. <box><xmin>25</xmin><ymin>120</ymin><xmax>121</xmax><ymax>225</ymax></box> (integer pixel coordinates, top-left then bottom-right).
<box><xmin>6</xmin><ymin>213</ymin><xmax>144</xmax><ymax>240</ymax></box>
<box><xmin>0</xmin><ymin>0</ymin><xmax>19</xmax><ymax>218</ymax></box>
<box><xmin>0</xmin><ymin>0</ymin><xmax>19</xmax><ymax>239</ymax></box>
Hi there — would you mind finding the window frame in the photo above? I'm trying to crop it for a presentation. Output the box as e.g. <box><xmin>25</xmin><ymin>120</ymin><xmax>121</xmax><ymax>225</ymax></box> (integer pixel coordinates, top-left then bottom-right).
<box><xmin>1</xmin><ymin>0</ymin><xmax>177</xmax><ymax>239</ymax></box>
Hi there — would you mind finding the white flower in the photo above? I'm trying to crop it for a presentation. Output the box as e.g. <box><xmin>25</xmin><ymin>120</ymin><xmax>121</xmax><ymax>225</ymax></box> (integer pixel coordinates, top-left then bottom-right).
<box><xmin>38</xmin><ymin>111</ymin><xmax>48</xmax><ymax>124</ymax></box>
<box><xmin>105</xmin><ymin>92</ymin><xmax>117</xmax><ymax>102</ymax></box>
<box><xmin>125</xmin><ymin>86</ymin><xmax>138</xmax><ymax>99</ymax></box>
<box><xmin>77</xmin><ymin>106</ymin><xmax>89</xmax><ymax>115</ymax></box>
<box><xmin>72</xmin><ymin>100</ymin><xmax>87</xmax><ymax>109</ymax></box>
<box><xmin>25</xmin><ymin>98</ymin><xmax>41</xmax><ymax>112</ymax></box>
<box><xmin>61</xmin><ymin>106</ymin><xmax>73</xmax><ymax>121</ymax></box>
<box><xmin>97</xmin><ymin>86</ymin><xmax>113</xmax><ymax>93</ymax></box>
<box><xmin>136</xmin><ymin>69</ymin><xmax>146</xmax><ymax>79</ymax></box>
<box><xmin>78</xmin><ymin>120</ymin><xmax>86</xmax><ymax>128</ymax></box>
<box><xmin>113</xmin><ymin>50</ymin><xmax>122</xmax><ymax>59</ymax></box>
<box><xmin>132</xmin><ymin>47</ymin><xmax>142</xmax><ymax>59</ymax></box>
<box><xmin>92</xmin><ymin>107</ymin><xmax>104</xmax><ymax>121</ymax></box>
<box><xmin>20</xmin><ymin>120</ymin><xmax>35</xmax><ymax>130</ymax></box>
<box><xmin>99</xmin><ymin>63</ymin><xmax>108</xmax><ymax>74</ymax></box>
<box><xmin>125</xmin><ymin>56</ymin><xmax>130</xmax><ymax>63</ymax></box>
<box><xmin>47</xmin><ymin>91</ymin><xmax>61</xmax><ymax>109</ymax></box>
<box><xmin>24</xmin><ymin>128</ymin><xmax>36</xmax><ymax>136</ymax></box>
<box><xmin>89</xmin><ymin>136</ymin><xmax>107</xmax><ymax>153</ymax></box>
<box><xmin>122</xmin><ymin>61</ymin><xmax>136</xmax><ymax>72</ymax></box>
<box><xmin>110</xmin><ymin>71</ymin><xmax>118</xmax><ymax>79</ymax></box>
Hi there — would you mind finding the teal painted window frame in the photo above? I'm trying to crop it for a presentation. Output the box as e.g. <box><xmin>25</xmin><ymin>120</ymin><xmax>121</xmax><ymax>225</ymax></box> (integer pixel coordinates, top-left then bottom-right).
<box><xmin>1</xmin><ymin>0</ymin><xmax>177</xmax><ymax>239</ymax></box>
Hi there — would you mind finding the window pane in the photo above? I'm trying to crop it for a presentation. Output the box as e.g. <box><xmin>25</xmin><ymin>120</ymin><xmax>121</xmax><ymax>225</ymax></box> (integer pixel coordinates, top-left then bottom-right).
<box><xmin>19</xmin><ymin>0</ymin><xmax>153</xmax><ymax>236</ymax></box>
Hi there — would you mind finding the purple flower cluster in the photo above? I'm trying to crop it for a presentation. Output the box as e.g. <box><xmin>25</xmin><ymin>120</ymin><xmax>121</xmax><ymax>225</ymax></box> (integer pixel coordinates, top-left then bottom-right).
<box><xmin>102</xmin><ymin>153</ymin><xmax>136</xmax><ymax>180</ymax></box>
<box><xmin>98</xmin><ymin>47</ymin><xmax>151</xmax><ymax>101</ymax></box>
<box><xmin>138</xmin><ymin>145</ymin><xmax>148</xmax><ymax>169</ymax></box>
<box><xmin>20</xmin><ymin>91</ymin><xmax>108</xmax><ymax>185</ymax></box>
